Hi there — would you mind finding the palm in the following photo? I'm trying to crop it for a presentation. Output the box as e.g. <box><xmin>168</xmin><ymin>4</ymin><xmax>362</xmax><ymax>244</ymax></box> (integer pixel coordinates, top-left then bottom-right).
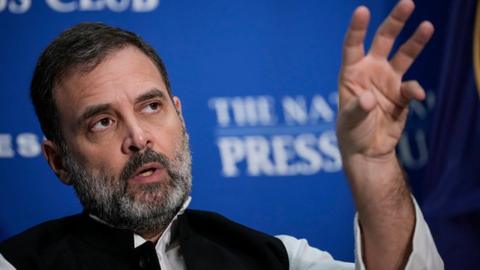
<box><xmin>340</xmin><ymin>57</ymin><xmax>404</xmax><ymax>156</ymax></box>
<box><xmin>337</xmin><ymin>1</ymin><xmax>434</xmax><ymax>158</ymax></box>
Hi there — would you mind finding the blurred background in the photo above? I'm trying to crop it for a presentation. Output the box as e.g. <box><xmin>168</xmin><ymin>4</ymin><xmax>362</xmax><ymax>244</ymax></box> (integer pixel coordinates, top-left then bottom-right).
<box><xmin>0</xmin><ymin>0</ymin><xmax>478</xmax><ymax>268</ymax></box>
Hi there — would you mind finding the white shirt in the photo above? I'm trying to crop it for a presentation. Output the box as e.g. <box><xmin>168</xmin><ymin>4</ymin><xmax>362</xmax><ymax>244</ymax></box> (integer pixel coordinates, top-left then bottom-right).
<box><xmin>0</xmin><ymin>196</ymin><xmax>443</xmax><ymax>270</ymax></box>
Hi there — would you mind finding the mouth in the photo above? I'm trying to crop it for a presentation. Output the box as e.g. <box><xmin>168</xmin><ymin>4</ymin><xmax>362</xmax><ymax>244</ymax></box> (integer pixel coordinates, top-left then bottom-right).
<box><xmin>129</xmin><ymin>162</ymin><xmax>165</xmax><ymax>184</ymax></box>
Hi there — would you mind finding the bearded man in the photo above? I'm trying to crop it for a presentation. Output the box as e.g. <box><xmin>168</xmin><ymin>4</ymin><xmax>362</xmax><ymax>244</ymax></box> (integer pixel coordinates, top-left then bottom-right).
<box><xmin>0</xmin><ymin>0</ymin><xmax>443</xmax><ymax>269</ymax></box>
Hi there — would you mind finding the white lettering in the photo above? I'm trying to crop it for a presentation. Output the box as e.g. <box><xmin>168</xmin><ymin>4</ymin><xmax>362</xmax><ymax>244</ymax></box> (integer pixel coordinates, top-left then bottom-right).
<box><xmin>256</xmin><ymin>96</ymin><xmax>276</xmax><ymax>126</ymax></box>
<box><xmin>0</xmin><ymin>0</ymin><xmax>7</xmax><ymax>11</ymax></box>
<box><xmin>9</xmin><ymin>0</ymin><xmax>30</xmax><ymax>13</ymax></box>
<box><xmin>294</xmin><ymin>134</ymin><xmax>322</xmax><ymax>175</ymax></box>
<box><xmin>217</xmin><ymin>137</ymin><xmax>245</xmax><ymax>177</ymax></box>
<box><xmin>212</xmin><ymin>93</ymin><xmax>341</xmax><ymax>177</ymax></box>
<box><xmin>318</xmin><ymin>131</ymin><xmax>342</xmax><ymax>172</ymax></box>
<box><xmin>245</xmin><ymin>136</ymin><xmax>274</xmax><ymax>176</ymax></box>
<box><xmin>231</xmin><ymin>97</ymin><xmax>260</xmax><ymax>126</ymax></box>
<box><xmin>107</xmin><ymin>0</ymin><xmax>130</xmax><ymax>12</ymax></box>
<box><xmin>283</xmin><ymin>95</ymin><xmax>336</xmax><ymax>125</ymax></box>
<box><xmin>209</xmin><ymin>96</ymin><xmax>276</xmax><ymax>127</ymax></box>
<box><xmin>46</xmin><ymin>0</ymin><xmax>76</xmax><ymax>12</ymax></box>
<box><xmin>310</xmin><ymin>95</ymin><xmax>335</xmax><ymax>122</ymax></box>
<box><xmin>17</xmin><ymin>133</ymin><xmax>42</xmax><ymax>158</ymax></box>
<box><xmin>46</xmin><ymin>0</ymin><xmax>158</xmax><ymax>12</ymax></box>
<box><xmin>132</xmin><ymin>0</ymin><xmax>157</xmax><ymax>12</ymax></box>
<box><xmin>329</xmin><ymin>91</ymin><xmax>339</xmax><ymax>106</ymax></box>
<box><xmin>0</xmin><ymin>134</ymin><xmax>15</xmax><ymax>158</ymax></box>
<box><xmin>209</xmin><ymin>98</ymin><xmax>231</xmax><ymax>127</ymax></box>
<box><xmin>230</xmin><ymin>98</ymin><xmax>247</xmax><ymax>126</ymax></box>
<box><xmin>271</xmin><ymin>135</ymin><xmax>295</xmax><ymax>175</ymax></box>
<box><xmin>282</xmin><ymin>96</ymin><xmax>308</xmax><ymax>125</ymax></box>
<box><xmin>216</xmin><ymin>132</ymin><xmax>342</xmax><ymax>177</ymax></box>
<box><xmin>79</xmin><ymin>0</ymin><xmax>105</xmax><ymax>10</ymax></box>
<box><xmin>0</xmin><ymin>0</ymin><xmax>31</xmax><ymax>13</ymax></box>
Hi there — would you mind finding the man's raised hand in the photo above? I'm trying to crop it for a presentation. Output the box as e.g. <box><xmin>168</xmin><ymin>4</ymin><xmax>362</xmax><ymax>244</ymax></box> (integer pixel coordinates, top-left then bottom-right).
<box><xmin>336</xmin><ymin>2</ymin><xmax>435</xmax><ymax>268</ymax></box>
<box><xmin>337</xmin><ymin>0</ymin><xmax>434</xmax><ymax>159</ymax></box>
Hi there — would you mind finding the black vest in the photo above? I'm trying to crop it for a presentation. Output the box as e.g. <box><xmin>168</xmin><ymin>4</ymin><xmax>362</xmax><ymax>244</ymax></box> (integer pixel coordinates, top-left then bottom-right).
<box><xmin>0</xmin><ymin>210</ymin><xmax>289</xmax><ymax>270</ymax></box>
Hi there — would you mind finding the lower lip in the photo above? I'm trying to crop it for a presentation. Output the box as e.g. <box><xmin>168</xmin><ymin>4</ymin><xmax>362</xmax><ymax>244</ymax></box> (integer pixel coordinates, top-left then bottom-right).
<box><xmin>129</xmin><ymin>168</ymin><xmax>165</xmax><ymax>184</ymax></box>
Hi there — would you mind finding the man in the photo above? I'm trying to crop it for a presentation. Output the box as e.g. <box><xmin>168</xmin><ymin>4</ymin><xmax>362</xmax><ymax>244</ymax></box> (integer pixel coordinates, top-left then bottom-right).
<box><xmin>0</xmin><ymin>0</ymin><xmax>443</xmax><ymax>269</ymax></box>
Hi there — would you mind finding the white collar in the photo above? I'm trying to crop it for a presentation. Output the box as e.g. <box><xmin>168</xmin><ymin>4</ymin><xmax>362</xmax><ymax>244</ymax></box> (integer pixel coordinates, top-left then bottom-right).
<box><xmin>133</xmin><ymin>196</ymin><xmax>191</xmax><ymax>249</ymax></box>
<box><xmin>88</xmin><ymin>196</ymin><xmax>192</xmax><ymax>250</ymax></box>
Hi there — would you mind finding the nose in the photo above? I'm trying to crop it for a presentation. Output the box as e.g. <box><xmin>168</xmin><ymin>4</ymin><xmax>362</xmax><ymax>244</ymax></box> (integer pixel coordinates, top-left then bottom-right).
<box><xmin>121</xmin><ymin>118</ymin><xmax>152</xmax><ymax>154</ymax></box>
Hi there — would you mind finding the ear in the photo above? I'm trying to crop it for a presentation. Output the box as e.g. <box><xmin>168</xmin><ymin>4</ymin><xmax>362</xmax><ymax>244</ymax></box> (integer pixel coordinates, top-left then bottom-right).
<box><xmin>42</xmin><ymin>140</ymin><xmax>72</xmax><ymax>185</ymax></box>
<box><xmin>173</xmin><ymin>96</ymin><xmax>183</xmax><ymax>115</ymax></box>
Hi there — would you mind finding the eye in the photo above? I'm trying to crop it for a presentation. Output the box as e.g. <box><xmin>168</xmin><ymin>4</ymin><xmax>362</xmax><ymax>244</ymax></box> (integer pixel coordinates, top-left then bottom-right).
<box><xmin>143</xmin><ymin>102</ymin><xmax>161</xmax><ymax>113</ymax></box>
<box><xmin>91</xmin><ymin>117</ymin><xmax>115</xmax><ymax>132</ymax></box>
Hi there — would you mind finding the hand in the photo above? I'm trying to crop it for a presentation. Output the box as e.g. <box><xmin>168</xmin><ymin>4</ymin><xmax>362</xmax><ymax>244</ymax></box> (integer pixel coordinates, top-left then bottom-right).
<box><xmin>337</xmin><ymin>0</ymin><xmax>434</xmax><ymax>159</ymax></box>
<box><xmin>337</xmin><ymin>2</ymin><xmax>435</xmax><ymax>268</ymax></box>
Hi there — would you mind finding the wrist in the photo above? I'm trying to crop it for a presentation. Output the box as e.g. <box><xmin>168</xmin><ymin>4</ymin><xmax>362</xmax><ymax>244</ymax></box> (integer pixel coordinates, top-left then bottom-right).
<box><xmin>342</xmin><ymin>152</ymin><xmax>409</xmax><ymax>209</ymax></box>
<box><xmin>342</xmin><ymin>152</ymin><xmax>400</xmax><ymax>185</ymax></box>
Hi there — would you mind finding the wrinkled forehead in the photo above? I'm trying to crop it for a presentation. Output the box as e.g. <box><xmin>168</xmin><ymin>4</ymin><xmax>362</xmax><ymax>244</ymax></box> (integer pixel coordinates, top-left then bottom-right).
<box><xmin>54</xmin><ymin>45</ymin><xmax>170</xmax><ymax>95</ymax></box>
<box><xmin>53</xmin><ymin>46</ymin><xmax>170</xmax><ymax>120</ymax></box>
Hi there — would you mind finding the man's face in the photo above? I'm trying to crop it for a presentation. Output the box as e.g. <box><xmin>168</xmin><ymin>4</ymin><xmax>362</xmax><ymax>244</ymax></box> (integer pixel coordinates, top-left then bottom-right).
<box><xmin>50</xmin><ymin>46</ymin><xmax>191</xmax><ymax>233</ymax></box>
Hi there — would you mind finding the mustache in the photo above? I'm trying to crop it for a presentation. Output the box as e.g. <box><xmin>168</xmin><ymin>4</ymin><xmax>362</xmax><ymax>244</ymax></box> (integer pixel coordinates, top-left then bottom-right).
<box><xmin>120</xmin><ymin>148</ymin><xmax>171</xmax><ymax>182</ymax></box>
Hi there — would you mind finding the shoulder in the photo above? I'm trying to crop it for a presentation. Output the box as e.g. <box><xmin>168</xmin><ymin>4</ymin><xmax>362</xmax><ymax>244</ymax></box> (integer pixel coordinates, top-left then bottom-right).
<box><xmin>0</xmin><ymin>214</ymin><xmax>83</xmax><ymax>268</ymax></box>
<box><xmin>0</xmin><ymin>214</ymin><xmax>82</xmax><ymax>250</ymax></box>
<box><xmin>183</xmin><ymin>209</ymin><xmax>277</xmax><ymax>241</ymax></box>
<box><xmin>180</xmin><ymin>209</ymin><xmax>290</xmax><ymax>270</ymax></box>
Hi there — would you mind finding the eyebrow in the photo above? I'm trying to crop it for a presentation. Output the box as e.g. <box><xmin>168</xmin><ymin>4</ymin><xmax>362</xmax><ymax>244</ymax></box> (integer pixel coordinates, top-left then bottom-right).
<box><xmin>135</xmin><ymin>88</ymin><xmax>168</xmax><ymax>104</ymax></box>
<box><xmin>77</xmin><ymin>88</ymin><xmax>169</xmax><ymax>125</ymax></box>
<box><xmin>78</xmin><ymin>103</ymin><xmax>111</xmax><ymax>125</ymax></box>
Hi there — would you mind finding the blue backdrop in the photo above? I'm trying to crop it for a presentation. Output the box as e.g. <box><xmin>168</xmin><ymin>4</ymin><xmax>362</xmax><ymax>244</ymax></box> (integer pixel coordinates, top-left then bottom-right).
<box><xmin>0</xmin><ymin>0</ymin><xmax>478</xmax><ymax>268</ymax></box>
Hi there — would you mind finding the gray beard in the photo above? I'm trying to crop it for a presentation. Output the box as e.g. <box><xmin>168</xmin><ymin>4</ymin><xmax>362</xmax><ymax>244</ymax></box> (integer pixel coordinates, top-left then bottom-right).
<box><xmin>63</xmin><ymin>132</ymin><xmax>192</xmax><ymax>236</ymax></box>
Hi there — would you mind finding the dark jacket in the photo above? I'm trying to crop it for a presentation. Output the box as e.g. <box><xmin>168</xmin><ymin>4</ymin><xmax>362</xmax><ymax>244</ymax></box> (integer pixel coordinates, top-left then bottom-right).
<box><xmin>0</xmin><ymin>210</ymin><xmax>289</xmax><ymax>270</ymax></box>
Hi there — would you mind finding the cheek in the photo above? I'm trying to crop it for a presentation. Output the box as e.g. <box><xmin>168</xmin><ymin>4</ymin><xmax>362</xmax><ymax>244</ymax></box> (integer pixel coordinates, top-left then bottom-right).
<box><xmin>84</xmin><ymin>126</ymin><xmax>122</xmax><ymax>145</ymax></box>
<box><xmin>70</xmin><ymin>141</ymin><xmax>128</xmax><ymax>177</ymax></box>
<box><xmin>157</xmin><ymin>122</ymin><xmax>185</xmax><ymax>156</ymax></box>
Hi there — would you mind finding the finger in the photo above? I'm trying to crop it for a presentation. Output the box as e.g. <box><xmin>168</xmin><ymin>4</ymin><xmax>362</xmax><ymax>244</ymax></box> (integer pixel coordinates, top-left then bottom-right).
<box><xmin>369</xmin><ymin>0</ymin><xmax>415</xmax><ymax>58</ymax></box>
<box><xmin>359</xmin><ymin>91</ymin><xmax>377</xmax><ymax>112</ymax></box>
<box><xmin>390</xmin><ymin>21</ymin><xmax>434</xmax><ymax>75</ymax></box>
<box><xmin>340</xmin><ymin>91</ymin><xmax>377</xmax><ymax>128</ymax></box>
<box><xmin>342</xmin><ymin>6</ymin><xmax>370</xmax><ymax>66</ymax></box>
<box><xmin>399</xmin><ymin>80</ymin><xmax>426</xmax><ymax>107</ymax></box>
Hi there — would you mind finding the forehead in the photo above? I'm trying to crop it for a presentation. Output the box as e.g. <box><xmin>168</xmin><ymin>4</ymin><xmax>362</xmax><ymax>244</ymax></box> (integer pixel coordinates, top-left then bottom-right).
<box><xmin>55</xmin><ymin>46</ymin><xmax>169</xmax><ymax>115</ymax></box>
